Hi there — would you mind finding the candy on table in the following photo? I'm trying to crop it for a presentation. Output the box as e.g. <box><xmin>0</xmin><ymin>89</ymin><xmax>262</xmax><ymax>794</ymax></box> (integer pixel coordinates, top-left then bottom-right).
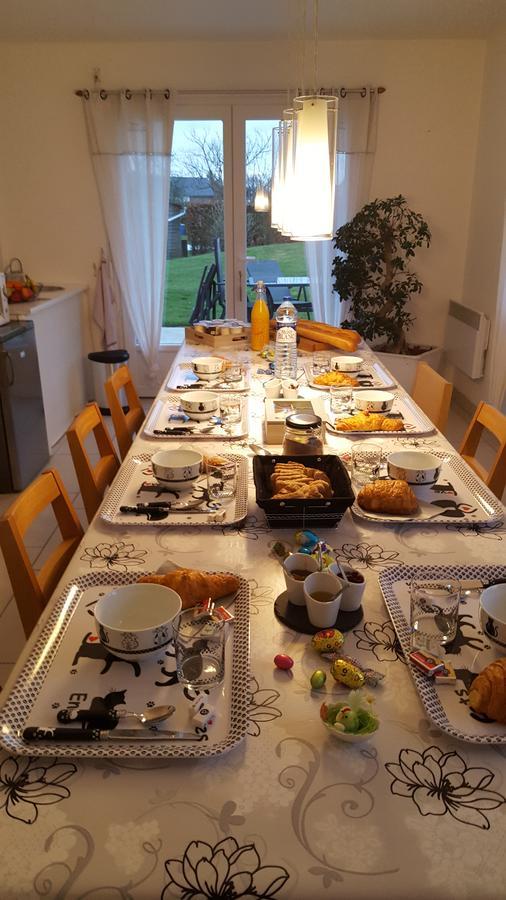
<box><xmin>330</xmin><ymin>658</ymin><xmax>365</xmax><ymax>689</ymax></box>
<box><xmin>311</xmin><ymin>628</ymin><xmax>345</xmax><ymax>654</ymax></box>
<box><xmin>327</xmin><ymin>653</ymin><xmax>385</xmax><ymax>688</ymax></box>
<box><xmin>310</xmin><ymin>669</ymin><xmax>327</xmax><ymax>689</ymax></box>
<box><xmin>190</xmin><ymin>694</ymin><xmax>216</xmax><ymax>727</ymax></box>
<box><xmin>270</xmin><ymin>540</ymin><xmax>292</xmax><ymax>562</ymax></box>
<box><xmin>320</xmin><ymin>690</ymin><xmax>379</xmax><ymax>736</ymax></box>
<box><xmin>274</xmin><ymin>654</ymin><xmax>294</xmax><ymax>670</ymax></box>
<box><xmin>295</xmin><ymin>531</ymin><xmax>334</xmax><ymax>568</ymax></box>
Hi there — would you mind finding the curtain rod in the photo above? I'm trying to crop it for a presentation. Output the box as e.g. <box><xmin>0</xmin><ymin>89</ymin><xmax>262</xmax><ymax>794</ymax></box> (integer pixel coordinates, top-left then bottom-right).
<box><xmin>75</xmin><ymin>86</ymin><xmax>385</xmax><ymax>99</ymax></box>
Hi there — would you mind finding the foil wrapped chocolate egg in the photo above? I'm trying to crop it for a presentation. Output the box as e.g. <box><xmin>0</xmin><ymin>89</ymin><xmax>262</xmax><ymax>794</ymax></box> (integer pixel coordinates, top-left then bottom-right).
<box><xmin>274</xmin><ymin>654</ymin><xmax>294</xmax><ymax>670</ymax></box>
<box><xmin>311</xmin><ymin>628</ymin><xmax>345</xmax><ymax>654</ymax></box>
<box><xmin>330</xmin><ymin>658</ymin><xmax>365</xmax><ymax>688</ymax></box>
<box><xmin>310</xmin><ymin>669</ymin><xmax>327</xmax><ymax>689</ymax></box>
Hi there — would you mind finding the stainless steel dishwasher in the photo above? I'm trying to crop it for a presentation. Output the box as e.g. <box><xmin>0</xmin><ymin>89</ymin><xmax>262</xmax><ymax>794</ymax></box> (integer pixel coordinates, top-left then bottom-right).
<box><xmin>0</xmin><ymin>320</ymin><xmax>50</xmax><ymax>491</ymax></box>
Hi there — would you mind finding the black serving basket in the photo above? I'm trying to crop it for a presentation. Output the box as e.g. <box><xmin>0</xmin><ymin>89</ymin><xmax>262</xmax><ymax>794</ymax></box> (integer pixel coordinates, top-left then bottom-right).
<box><xmin>253</xmin><ymin>454</ymin><xmax>354</xmax><ymax>529</ymax></box>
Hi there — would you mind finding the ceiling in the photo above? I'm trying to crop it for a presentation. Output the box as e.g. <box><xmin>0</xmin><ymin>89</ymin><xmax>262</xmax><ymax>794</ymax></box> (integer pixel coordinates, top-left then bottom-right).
<box><xmin>1</xmin><ymin>0</ymin><xmax>506</xmax><ymax>42</ymax></box>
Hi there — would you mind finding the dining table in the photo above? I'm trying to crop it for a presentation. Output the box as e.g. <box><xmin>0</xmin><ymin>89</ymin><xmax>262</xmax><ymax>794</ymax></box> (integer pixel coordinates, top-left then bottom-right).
<box><xmin>0</xmin><ymin>337</ymin><xmax>505</xmax><ymax>900</ymax></box>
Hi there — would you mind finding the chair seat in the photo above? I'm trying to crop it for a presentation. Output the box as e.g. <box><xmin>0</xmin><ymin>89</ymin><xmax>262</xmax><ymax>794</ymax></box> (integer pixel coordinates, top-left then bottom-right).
<box><xmin>88</xmin><ymin>349</ymin><xmax>130</xmax><ymax>365</ymax></box>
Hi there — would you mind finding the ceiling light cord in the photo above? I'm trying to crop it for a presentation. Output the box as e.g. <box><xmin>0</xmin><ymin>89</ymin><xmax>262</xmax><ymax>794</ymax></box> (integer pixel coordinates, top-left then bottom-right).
<box><xmin>312</xmin><ymin>0</ymin><xmax>319</xmax><ymax>97</ymax></box>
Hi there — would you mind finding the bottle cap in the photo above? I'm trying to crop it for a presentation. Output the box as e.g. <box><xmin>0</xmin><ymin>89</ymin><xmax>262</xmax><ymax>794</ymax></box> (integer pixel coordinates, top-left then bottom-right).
<box><xmin>285</xmin><ymin>413</ymin><xmax>322</xmax><ymax>430</ymax></box>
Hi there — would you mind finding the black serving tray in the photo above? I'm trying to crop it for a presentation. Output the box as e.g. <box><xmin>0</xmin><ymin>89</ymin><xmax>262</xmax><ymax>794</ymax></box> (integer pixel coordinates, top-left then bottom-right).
<box><xmin>274</xmin><ymin>591</ymin><xmax>363</xmax><ymax>634</ymax></box>
<box><xmin>253</xmin><ymin>454</ymin><xmax>354</xmax><ymax>529</ymax></box>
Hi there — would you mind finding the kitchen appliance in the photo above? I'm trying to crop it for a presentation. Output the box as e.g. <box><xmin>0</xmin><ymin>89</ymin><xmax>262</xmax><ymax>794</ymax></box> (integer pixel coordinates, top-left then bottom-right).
<box><xmin>0</xmin><ymin>274</ymin><xmax>10</xmax><ymax>326</ymax></box>
<box><xmin>0</xmin><ymin>321</ymin><xmax>49</xmax><ymax>491</ymax></box>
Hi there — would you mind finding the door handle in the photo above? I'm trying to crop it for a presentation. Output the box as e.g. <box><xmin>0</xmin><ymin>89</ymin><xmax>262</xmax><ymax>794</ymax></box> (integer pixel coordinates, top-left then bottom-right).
<box><xmin>1</xmin><ymin>351</ymin><xmax>15</xmax><ymax>387</ymax></box>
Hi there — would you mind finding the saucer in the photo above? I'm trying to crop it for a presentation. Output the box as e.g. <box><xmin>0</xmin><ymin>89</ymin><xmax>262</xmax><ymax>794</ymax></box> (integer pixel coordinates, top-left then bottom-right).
<box><xmin>274</xmin><ymin>590</ymin><xmax>363</xmax><ymax>635</ymax></box>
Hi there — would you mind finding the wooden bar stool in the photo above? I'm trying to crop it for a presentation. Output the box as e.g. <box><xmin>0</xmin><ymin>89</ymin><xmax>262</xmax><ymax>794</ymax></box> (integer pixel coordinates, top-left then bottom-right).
<box><xmin>104</xmin><ymin>365</ymin><xmax>145</xmax><ymax>460</ymax></box>
<box><xmin>411</xmin><ymin>362</ymin><xmax>453</xmax><ymax>432</ymax></box>
<box><xmin>0</xmin><ymin>469</ymin><xmax>84</xmax><ymax>637</ymax></box>
<box><xmin>459</xmin><ymin>401</ymin><xmax>506</xmax><ymax>499</ymax></box>
<box><xmin>66</xmin><ymin>402</ymin><xmax>120</xmax><ymax>523</ymax></box>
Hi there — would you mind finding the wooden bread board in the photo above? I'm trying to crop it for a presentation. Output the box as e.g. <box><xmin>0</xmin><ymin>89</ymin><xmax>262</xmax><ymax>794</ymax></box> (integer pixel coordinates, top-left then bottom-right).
<box><xmin>185</xmin><ymin>326</ymin><xmax>251</xmax><ymax>348</ymax></box>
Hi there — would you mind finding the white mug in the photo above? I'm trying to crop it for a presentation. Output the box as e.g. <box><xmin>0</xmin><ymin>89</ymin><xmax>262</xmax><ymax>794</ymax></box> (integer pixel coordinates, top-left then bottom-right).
<box><xmin>327</xmin><ymin>562</ymin><xmax>365</xmax><ymax>612</ymax></box>
<box><xmin>264</xmin><ymin>377</ymin><xmax>282</xmax><ymax>399</ymax></box>
<box><xmin>283</xmin><ymin>552</ymin><xmax>319</xmax><ymax>606</ymax></box>
<box><xmin>303</xmin><ymin>571</ymin><xmax>344</xmax><ymax>628</ymax></box>
<box><xmin>281</xmin><ymin>379</ymin><xmax>299</xmax><ymax>400</ymax></box>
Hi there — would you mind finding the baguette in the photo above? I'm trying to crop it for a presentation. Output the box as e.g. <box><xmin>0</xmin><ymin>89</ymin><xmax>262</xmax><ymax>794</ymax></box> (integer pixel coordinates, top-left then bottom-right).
<box><xmin>301</xmin><ymin>320</ymin><xmax>361</xmax><ymax>345</ymax></box>
<box><xmin>297</xmin><ymin>321</ymin><xmax>360</xmax><ymax>352</ymax></box>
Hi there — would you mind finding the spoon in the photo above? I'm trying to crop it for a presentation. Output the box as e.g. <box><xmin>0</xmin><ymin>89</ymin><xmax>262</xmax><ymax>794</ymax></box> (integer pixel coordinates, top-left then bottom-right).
<box><xmin>248</xmin><ymin>442</ymin><xmax>272</xmax><ymax>456</ymax></box>
<box><xmin>117</xmin><ymin>705</ymin><xmax>176</xmax><ymax>726</ymax></box>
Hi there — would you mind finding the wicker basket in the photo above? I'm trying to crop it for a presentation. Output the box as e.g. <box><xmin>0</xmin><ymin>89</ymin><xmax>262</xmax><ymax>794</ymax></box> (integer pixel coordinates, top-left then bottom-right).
<box><xmin>253</xmin><ymin>454</ymin><xmax>354</xmax><ymax>529</ymax></box>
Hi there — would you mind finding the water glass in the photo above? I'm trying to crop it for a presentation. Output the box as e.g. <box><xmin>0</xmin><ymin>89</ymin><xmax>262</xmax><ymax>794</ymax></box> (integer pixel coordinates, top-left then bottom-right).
<box><xmin>330</xmin><ymin>386</ymin><xmax>353</xmax><ymax>413</ymax></box>
<box><xmin>351</xmin><ymin>442</ymin><xmax>382</xmax><ymax>485</ymax></box>
<box><xmin>223</xmin><ymin>364</ymin><xmax>243</xmax><ymax>383</ymax></box>
<box><xmin>174</xmin><ymin>609</ymin><xmax>226</xmax><ymax>689</ymax></box>
<box><xmin>312</xmin><ymin>352</ymin><xmax>329</xmax><ymax>376</ymax></box>
<box><xmin>207</xmin><ymin>459</ymin><xmax>237</xmax><ymax>499</ymax></box>
<box><xmin>220</xmin><ymin>395</ymin><xmax>242</xmax><ymax>423</ymax></box>
<box><xmin>410</xmin><ymin>580</ymin><xmax>460</xmax><ymax>652</ymax></box>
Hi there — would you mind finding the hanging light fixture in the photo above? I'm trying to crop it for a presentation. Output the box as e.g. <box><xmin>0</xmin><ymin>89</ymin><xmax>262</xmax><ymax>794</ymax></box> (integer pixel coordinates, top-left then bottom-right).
<box><xmin>254</xmin><ymin>185</ymin><xmax>270</xmax><ymax>212</ymax></box>
<box><xmin>271</xmin><ymin>0</ymin><xmax>338</xmax><ymax>241</ymax></box>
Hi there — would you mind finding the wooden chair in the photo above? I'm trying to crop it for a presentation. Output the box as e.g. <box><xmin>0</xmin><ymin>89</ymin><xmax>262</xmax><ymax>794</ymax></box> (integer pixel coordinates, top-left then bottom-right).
<box><xmin>66</xmin><ymin>402</ymin><xmax>120</xmax><ymax>523</ymax></box>
<box><xmin>459</xmin><ymin>401</ymin><xmax>506</xmax><ymax>499</ymax></box>
<box><xmin>104</xmin><ymin>365</ymin><xmax>145</xmax><ymax>460</ymax></box>
<box><xmin>411</xmin><ymin>362</ymin><xmax>453</xmax><ymax>432</ymax></box>
<box><xmin>0</xmin><ymin>469</ymin><xmax>83</xmax><ymax>637</ymax></box>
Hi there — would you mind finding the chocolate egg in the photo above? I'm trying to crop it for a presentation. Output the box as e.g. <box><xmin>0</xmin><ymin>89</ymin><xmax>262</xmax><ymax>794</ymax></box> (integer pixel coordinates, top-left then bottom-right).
<box><xmin>274</xmin><ymin>654</ymin><xmax>294</xmax><ymax>670</ymax></box>
<box><xmin>310</xmin><ymin>669</ymin><xmax>327</xmax><ymax>689</ymax></box>
<box><xmin>311</xmin><ymin>628</ymin><xmax>345</xmax><ymax>654</ymax></box>
<box><xmin>330</xmin><ymin>658</ymin><xmax>365</xmax><ymax>688</ymax></box>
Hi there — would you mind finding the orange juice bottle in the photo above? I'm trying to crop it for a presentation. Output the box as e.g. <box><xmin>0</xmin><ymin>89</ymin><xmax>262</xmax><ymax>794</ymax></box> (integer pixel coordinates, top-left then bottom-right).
<box><xmin>250</xmin><ymin>280</ymin><xmax>270</xmax><ymax>350</ymax></box>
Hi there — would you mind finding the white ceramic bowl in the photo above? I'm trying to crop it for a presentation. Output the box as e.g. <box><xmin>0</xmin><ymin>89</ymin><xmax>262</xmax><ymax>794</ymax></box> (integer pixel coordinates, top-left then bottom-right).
<box><xmin>151</xmin><ymin>447</ymin><xmax>203</xmax><ymax>485</ymax></box>
<box><xmin>180</xmin><ymin>390</ymin><xmax>219</xmax><ymax>419</ymax></box>
<box><xmin>479</xmin><ymin>582</ymin><xmax>506</xmax><ymax>651</ymax></box>
<box><xmin>354</xmin><ymin>390</ymin><xmax>394</xmax><ymax>413</ymax></box>
<box><xmin>94</xmin><ymin>583</ymin><xmax>182</xmax><ymax>660</ymax></box>
<box><xmin>331</xmin><ymin>355</ymin><xmax>363</xmax><ymax>373</ymax></box>
<box><xmin>387</xmin><ymin>450</ymin><xmax>442</xmax><ymax>485</ymax></box>
<box><xmin>191</xmin><ymin>356</ymin><xmax>224</xmax><ymax>378</ymax></box>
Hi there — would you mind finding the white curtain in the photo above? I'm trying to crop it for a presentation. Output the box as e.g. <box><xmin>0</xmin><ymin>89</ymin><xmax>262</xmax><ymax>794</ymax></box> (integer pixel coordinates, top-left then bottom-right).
<box><xmin>487</xmin><ymin>201</ymin><xmax>506</xmax><ymax>410</ymax></box>
<box><xmin>82</xmin><ymin>90</ymin><xmax>173</xmax><ymax>377</ymax></box>
<box><xmin>305</xmin><ymin>89</ymin><xmax>379</xmax><ymax>325</ymax></box>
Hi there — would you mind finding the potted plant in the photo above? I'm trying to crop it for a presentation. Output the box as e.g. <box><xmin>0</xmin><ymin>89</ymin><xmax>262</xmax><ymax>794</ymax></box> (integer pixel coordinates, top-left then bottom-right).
<box><xmin>331</xmin><ymin>195</ymin><xmax>439</xmax><ymax>391</ymax></box>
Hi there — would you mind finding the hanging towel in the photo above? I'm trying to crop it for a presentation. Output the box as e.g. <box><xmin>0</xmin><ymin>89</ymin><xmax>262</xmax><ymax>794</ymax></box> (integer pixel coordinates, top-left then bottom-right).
<box><xmin>92</xmin><ymin>254</ymin><xmax>119</xmax><ymax>349</ymax></box>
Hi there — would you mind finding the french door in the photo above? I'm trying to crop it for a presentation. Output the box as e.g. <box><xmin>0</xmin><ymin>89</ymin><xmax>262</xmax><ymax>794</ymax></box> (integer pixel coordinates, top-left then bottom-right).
<box><xmin>167</xmin><ymin>93</ymin><xmax>286</xmax><ymax>326</ymax></box>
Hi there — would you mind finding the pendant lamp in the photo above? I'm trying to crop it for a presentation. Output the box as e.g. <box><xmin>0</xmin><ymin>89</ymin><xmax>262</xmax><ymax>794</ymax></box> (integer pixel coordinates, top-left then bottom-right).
<box><xmin>254</xmin><ymin>186</ymin><xmax>270</xmax><ymax>212</ymax></box>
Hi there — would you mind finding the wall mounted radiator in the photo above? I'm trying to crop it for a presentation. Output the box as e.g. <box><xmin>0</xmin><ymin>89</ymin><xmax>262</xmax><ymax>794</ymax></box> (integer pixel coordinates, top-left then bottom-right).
<box><xmin>444</xmin><ymin>300</ymin><xmax>490</xmax><ymax>379</ymax></box>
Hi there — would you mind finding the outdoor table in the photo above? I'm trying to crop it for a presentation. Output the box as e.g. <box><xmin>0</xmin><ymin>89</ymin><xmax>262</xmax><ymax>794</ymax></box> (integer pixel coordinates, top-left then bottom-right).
<box><xmin>0</xmin><ymin>339</ymin><xmax>504</xmax><ymax>899</ymax></box>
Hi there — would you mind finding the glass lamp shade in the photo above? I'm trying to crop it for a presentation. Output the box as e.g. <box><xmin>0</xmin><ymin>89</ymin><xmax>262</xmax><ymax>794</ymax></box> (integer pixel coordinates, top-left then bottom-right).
<box><xmin>286</xmin><ymin>95</ymin><xmax>338</xmax><ymax>241</ymax></box>
<box><xmin>254</xmin><ymin>186</ymin><xmax>270</xmax><ymax>212</ymax></box>
<box><xmin>270</xmin><ymin>126</ymin><xmax>282</xmax><ymax>228</ymax></box>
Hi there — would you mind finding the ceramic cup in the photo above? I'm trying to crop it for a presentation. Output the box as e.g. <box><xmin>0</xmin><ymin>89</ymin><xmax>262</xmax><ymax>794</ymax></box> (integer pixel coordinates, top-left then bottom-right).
<box><xmin>303</xmin><ymin>571</ymin><xmax>344</xmax><ymax>628</ymax></box>
<box><xmin>331</xmin><ymin>355</ymin><xmax>363</xmax><ymax>373</ymax></box>
<box><xmin>282</xmin><ymin>379</ymin><xmax>299</xmax><ymax>400</ymax></box>
<box><xmin>479</xmin><ymin>582</ymin><xmax>506</xmax><ymax>652</ymax></box>
<box><xmin>327</xmin><ymin>562</ymin><xmax>366</xmax><ymax>611</ymax></box>
<box><xmin>264</xmin><ymin>378</ymin><xmax>282</xmax><ymax>399</ymax></box>
<box><xmin>354</xmin><ymin>390</ymin><xmax>395</xmax><ymax>413</ymax></box>
<box><xmin>283</xmin><ymin>552</ymin><xmax>319</xmax><ymax>606</ymax></box>
<box><xmin>386</xmin><ymin>450</ymin><xmax>442</xmax><ymax>485</ymax></box>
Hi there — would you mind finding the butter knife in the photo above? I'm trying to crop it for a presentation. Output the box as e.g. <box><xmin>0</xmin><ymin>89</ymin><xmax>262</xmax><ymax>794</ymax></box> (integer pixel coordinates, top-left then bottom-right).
<box><xmin>22</xmin><ymin>726</ymin><xmax>205</xmax><ymax>742</ymax></box>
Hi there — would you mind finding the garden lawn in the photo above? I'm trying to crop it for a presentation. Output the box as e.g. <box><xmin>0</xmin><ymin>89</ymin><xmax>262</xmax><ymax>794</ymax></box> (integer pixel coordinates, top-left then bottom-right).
<box><xmin>163</xmin><ymin>242</ymin><xmax>307</xmax><ymax>326</ymax></box>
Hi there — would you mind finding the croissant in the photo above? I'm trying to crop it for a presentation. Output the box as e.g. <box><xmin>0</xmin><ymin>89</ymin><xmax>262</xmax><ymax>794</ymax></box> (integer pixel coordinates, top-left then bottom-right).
<box><xmin>334</xmin><ymin>412</ymin><xmax>404</xmax><ymax>432</ymax></box>
<box><xmin>138</xmin><ymin>569</ymin><xmax>240</xmax><ymax>609</ymax></box>
<box><xmin>357</xmin><ymin>480</ymin><xmax>419</xmax><ymax>515</ymax></box>
<box><xmin>468</xmin><ymin>658</ymin><xmax>506</xmax><ymax>723</ymax></box>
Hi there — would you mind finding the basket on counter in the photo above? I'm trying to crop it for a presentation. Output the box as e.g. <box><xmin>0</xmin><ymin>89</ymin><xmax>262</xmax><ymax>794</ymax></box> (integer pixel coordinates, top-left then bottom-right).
<box><xmin>4</xmin><ymin>258</ymin><xmax>42</xmax><ymax>303</ymax></box>
<box><xmin>253</xmin><ymin>454</ymin><xmax>355</xmax><ymax>529</ymax></box>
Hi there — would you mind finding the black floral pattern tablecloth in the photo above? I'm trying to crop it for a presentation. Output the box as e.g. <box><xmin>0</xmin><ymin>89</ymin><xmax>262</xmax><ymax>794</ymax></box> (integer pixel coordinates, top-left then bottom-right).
<box><xmin>0</xmin><ymin>343</ymin><xmax>505</xmax><ymax>899</ymax></box>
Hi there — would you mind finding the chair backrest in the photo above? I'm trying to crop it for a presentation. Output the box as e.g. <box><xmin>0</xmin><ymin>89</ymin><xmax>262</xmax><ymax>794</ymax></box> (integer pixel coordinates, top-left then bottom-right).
<box><xmin>66</xmin><ymin>402</ymin><xmax>120</xmax><ymax>523</ymax></box>
<box><xmin>189</xmin><ymin>263</ymin><xmax>219</xmax><ymax>323</ymax></box>
<box><xmin>411</xmin><ymin>361</ymin><xmax>453</xmax><ymax>432</ymax></box>
<box><xmin>247</xmin><ymin>259</ymin><xmax>283</xmax><ymax>283</ymax></box>
<box><xmin>0</xmin><ymin>469</ymin><xmax>84</xmax><ymax>637</ymax></box>
<box><xmin>459</xmin><ymin>400</ymin><xmax>506</xmax><ymax>499</ymax></box>
<box><xmin>104</xmin><ymin>365</ymin><xmax>145</xmax><ymax>460</ymax></box>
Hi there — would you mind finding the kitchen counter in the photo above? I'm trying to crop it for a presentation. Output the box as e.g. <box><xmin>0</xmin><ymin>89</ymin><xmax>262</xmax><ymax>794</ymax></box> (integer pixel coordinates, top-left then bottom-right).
<box><xmin>7</xmin><ymin>284</ymin><xmax>88</xmax><ymax>447</ymax></box>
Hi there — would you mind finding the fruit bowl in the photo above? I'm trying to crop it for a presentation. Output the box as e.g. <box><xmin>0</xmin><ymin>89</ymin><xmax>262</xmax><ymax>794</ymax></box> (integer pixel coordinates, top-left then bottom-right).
<box><xmin>6</xmin><ymin>279</ymin><xmax>42</xmax><ymax>303</ymax></box>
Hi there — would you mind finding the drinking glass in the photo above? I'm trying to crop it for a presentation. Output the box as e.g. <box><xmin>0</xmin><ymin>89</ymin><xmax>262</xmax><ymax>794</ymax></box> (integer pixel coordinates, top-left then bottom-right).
<box><xmin>223</xmin><ymin>364</ymin><xmax>243</xmax><ymax>383</ymax></box>
<box><xmin>207</xmin><ymin>459</ymin><xmax>237</xmax><ymax>499</ymax></box>
<box><xmin>312</xmin><ymin>352</ymin><xmax>330</xmax><ymax>376</ymax></box>
<box><xmin>351</xmin><ymin>442</ymin><xmax>382</xmax><ymax>485</ymax></box>
<box><xmin>410</xmin><ymin>580</ymin><xmax>460</xmax><ymax>652</ymax></box>
<box><xmin>330</xmin><ymin>386</ymin><xmax>353</xmax><ymax>413</ymax></box>
<box><xmin>174</xmin><ymin>609</ymin><xmax>226</xmax><ymax>688</ymax></box>
<box><xmin>219</xmin><ymin>395</ymin><xmax>242</xmax><ymax>423</ymax></box>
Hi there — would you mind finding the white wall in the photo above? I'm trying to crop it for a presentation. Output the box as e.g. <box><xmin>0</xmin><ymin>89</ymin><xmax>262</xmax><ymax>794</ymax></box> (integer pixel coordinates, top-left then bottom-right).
<box><xmin>445</xmin><ymin>34</ymin><xmax>506</xmax><ymax>408</ymax></box>
<box><xmin>0</xmin><ymin>39</ymin><xmax>485</xmax><ymax>393</ymax></box>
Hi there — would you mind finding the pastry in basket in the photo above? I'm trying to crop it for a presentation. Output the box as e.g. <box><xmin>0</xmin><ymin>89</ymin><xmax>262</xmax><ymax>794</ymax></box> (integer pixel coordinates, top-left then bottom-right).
<box><xmin>468</xmin><ymin>657</ymin><xmax>506</xmax><ymax>724</ymax></box>
<box><xmin>357</xmin><ymin>480</ymin><xmax>419</xmax><ymax>515</ymax></box>
<box><xmin>138</xmin><ymin>569</ymin><xmax>240</xmax><ymax>609</ymax></box>
<box><xmin>270</xmin><ymin>461</ymin><xmax>332</xmax><ymax>500</ymax></box>
<box><xmin>334</xmin><ymin>412</ymin><xmax>404</xmax><ymax>432</ymax></box>
<box><xmin>313</xmin><ymin>370</ymin><xmax>358</xmax><ymax>387</ymax></box>
<box><xmin>272</xmin><ymin>482</ymin><xmax>329</xmax><ymax>500</ymax></box>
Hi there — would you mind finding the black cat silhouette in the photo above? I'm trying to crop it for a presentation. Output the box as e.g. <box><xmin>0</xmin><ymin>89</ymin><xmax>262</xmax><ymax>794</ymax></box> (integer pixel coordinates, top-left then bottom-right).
<box><xmin>445</xmin><ymin>613</ymin><xmax>487</xmax><ymax>656</ymax></box>
<box><xmin>431</xmin><ymin>482</ymin><xmax>457</xmax><ymax>496</ymax></box>
<box><xmin>57</xmin><ymin>690</ymin><xmax>127</xmax><ymax>729</ymax></box>
<box><xmin>72</xmin><ymin>632</ymin><xmax>141</xmax><ymax>677</ymax></box>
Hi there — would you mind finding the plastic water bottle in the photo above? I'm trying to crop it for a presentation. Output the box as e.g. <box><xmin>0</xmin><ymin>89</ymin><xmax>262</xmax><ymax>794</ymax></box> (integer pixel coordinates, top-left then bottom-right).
<box><xmin>274</xmin><ymin>298</ymin><xmax>298</xmax><ymax>378</ymax></box>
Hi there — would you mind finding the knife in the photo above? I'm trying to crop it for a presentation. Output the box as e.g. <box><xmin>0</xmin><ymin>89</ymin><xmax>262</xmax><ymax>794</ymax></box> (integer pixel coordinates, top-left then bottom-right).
<box><xmin>22</xmin><ymin>726</ymin><xmax>205</xmax><ymax>742</ymax></box>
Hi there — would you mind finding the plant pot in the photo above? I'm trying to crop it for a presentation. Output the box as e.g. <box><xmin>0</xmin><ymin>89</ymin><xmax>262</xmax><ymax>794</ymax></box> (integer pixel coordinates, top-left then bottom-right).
<box><xmin>374</xmin><ymin>346</ymin><xmax>442</xmax><ymax>393</ymax></box>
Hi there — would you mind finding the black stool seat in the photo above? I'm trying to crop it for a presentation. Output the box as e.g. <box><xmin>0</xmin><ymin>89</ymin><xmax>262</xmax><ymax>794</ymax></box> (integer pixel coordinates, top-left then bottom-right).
<box><xmin>88</xmin><ymin>349</ymin><xmax>129</xmax><ymax>365</ymax></box>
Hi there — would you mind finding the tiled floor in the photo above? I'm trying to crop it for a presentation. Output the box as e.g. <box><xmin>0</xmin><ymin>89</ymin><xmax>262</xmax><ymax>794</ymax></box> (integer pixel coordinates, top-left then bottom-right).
<box><xmin>0</xmin><ymin>397</ymin><xmax>503</xmax><ymax>690</ymax></box>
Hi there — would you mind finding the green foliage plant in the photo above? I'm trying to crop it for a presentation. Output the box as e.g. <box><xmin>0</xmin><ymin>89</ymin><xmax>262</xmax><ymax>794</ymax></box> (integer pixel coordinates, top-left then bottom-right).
<box><xmin>332</xmin><ymin>195</ymin><xmax>431</xmax><ymax>354</ymax></box>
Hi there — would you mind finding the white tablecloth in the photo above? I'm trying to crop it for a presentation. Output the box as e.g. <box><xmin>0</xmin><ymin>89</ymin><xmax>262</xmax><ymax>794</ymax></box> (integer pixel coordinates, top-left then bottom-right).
<box><xmin>0</xmin><ymin>341</ymin><xmax>505</xmax><ymax>899</ymax></box>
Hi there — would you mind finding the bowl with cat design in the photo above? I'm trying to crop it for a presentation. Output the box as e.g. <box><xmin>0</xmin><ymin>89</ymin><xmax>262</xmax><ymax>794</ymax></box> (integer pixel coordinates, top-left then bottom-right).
<box><xmin>479</xmin><ymin>582</ymin><xmax>506</xmax><ymax>652</ymax></box>
<box><xmin>94</xmin><ymin>583</ymin><xmax>182</xmax><ymax>660</ymax></box>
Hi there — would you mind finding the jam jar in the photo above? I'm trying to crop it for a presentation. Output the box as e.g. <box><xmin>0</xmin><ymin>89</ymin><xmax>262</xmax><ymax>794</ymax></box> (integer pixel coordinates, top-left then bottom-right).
<box><xmin>282</xmin><ymin>413</ymin><xmax>324</xmax><ymax>456</ymax></box>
